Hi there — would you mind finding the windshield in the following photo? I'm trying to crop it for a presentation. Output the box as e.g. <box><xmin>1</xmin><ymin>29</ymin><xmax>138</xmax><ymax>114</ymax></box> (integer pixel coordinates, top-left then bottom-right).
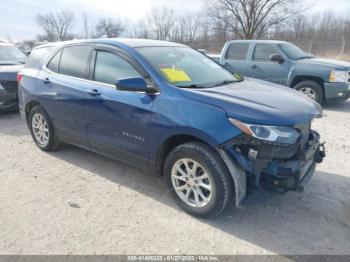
<box><xmin>278</xmin><ymin>43</ymin><xmax>312</xmax><ymax>60</ymax></box>
<box><xmin>0</xmin><ymin>46</ymin><xmax>27</xmax><ymax>64</ymax></box>
<box><xmin>137</xmin><ymin>46</ymin><xmax>238</xmax><ymax>88</ymax></box>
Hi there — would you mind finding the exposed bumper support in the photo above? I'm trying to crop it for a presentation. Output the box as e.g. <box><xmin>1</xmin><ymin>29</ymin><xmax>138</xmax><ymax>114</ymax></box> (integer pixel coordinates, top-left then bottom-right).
<box><xmin>218</xmin><ymin>129</ymin><xmax>326</xmax><ymax>205</ymax></box>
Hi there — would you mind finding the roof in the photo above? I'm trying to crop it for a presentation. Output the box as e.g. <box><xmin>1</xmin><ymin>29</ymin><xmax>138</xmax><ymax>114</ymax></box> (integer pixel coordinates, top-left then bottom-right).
<box><xmin>106</xmin><ymin>38</ymin><xmax>185</xmax><ymax>47</ymax></box>
<box><xmin>226</xmin><ymin>39</ymin><xmax>287</xmax><ymax>44</ymax></box>
<box><xmin>33</xmin><ymin>38</ymin><xmax>185</xmax><ymax>50</ymax></box>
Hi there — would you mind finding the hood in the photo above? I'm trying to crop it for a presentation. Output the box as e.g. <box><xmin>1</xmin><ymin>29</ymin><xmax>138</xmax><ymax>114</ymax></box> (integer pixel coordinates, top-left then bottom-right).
<box><xmin>297</xmin><ymin>57</ymin><xmax>350</xmax><ymax>70</ymax></box>
<box><xmin>0</xmin><ymin>64</ymin><xmax>23</xmax><ymax>81</ymax></box>
<box><xmin>179</xmin><ymin>78</ymin><xmax>322</xmax><ymax>126</ymax></box>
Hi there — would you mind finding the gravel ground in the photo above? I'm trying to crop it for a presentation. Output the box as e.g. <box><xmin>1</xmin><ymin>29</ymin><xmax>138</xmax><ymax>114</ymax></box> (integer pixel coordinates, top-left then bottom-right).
<box><xmin>0</xmin><ymin>101</ymin><xmax>349</xmax><ymax>255</ymax></box>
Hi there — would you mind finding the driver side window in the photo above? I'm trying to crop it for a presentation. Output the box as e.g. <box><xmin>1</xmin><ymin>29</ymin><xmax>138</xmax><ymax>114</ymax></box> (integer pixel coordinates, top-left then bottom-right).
<box><xmin>252</xmin><ymin>44</ymin><xmax>280</xmax><ymax>62</ymax></box>
<box><xmin>94</xmin><ymin>51</ymin><xmax>142</xmax><ymax>85</ymax></box>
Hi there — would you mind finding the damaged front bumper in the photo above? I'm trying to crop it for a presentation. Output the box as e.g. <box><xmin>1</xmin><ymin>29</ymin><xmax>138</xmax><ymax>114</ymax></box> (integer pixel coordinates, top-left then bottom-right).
<box><xmin>218</xmin><ymin>129</ymin><xmax>326</xmax><ymax>206</ymax></box>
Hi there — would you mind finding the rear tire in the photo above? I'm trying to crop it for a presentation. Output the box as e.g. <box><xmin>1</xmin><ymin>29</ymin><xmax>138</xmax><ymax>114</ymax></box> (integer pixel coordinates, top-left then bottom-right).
<box><xmin>294</xmin><ymin>80</ymin><xmax>324</xmax><ymax>104</ymax></box>
<box><xmin>164</xmin><ymin>141</ymin><xmax>233</xmax><ymax>218</ymax></box>
<box><xmin>28</xmin><ymin>105</ymin><xmax>60</xmax><ymax>151</ymax></box>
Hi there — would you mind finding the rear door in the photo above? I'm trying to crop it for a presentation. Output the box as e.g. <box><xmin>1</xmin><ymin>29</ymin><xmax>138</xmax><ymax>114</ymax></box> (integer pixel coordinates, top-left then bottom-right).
<box><xmin>36</xmin><ymin>45</ymin><xmax>92</xmax><ymax>147</ymax></box>
<box><xmin>84</xmin><ymin>46</ymin><xmax>154</xmax><ymax>170</ymax></box>
<box><xmin>248</xmin><ymin>44</ymin><xmax>289</xmax><ymax>85</ymax></box>
<box><xmin>220</xmin><ymin>42</ymin><xmax>251</xmax><ymax>76</ymax></box>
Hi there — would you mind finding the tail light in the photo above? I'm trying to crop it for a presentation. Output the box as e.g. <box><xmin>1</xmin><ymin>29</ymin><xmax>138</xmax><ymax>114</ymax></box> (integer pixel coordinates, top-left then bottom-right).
<box><xmin>17</xmin><ymin>72</ymin><xmax>23</xmax><ymax>83</ymax></box>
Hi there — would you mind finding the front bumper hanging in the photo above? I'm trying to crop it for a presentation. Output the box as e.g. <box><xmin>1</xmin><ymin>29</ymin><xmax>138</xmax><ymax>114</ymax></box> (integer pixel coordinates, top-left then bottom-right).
<box><xmin>220</xmin><ymin>129</ymin><xmax>326</xmax><ymax>202</ymax></box>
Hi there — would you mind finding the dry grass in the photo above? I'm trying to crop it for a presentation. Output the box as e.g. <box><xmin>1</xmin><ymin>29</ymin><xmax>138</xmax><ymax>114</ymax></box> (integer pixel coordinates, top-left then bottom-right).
<box><xmin>317</xmin><ymin>52</ymin><xmax>350</xmax><ymax>62</ymax></box>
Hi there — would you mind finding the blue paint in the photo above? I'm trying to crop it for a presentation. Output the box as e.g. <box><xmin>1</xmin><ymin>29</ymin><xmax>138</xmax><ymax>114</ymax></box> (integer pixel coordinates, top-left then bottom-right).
<box><xmin>19</xmin><ymin>39</ymin><xmax>323</xmax><ymax>176</ymax></box>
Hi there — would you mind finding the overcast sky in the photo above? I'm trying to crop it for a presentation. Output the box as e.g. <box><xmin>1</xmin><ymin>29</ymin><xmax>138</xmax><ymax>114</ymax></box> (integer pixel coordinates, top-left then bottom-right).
<box><xmin>0</xmin><ymin>0</ymin><xmax>349</xmax><ymax>40</ymax></box>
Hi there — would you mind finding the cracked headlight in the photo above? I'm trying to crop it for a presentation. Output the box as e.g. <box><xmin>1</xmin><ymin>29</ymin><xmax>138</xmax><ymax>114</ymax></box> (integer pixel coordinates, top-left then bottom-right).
<box><xmin>229</xmin><ymin>118</ymin><xmax>300</xmax><ymax>145</ymax></box>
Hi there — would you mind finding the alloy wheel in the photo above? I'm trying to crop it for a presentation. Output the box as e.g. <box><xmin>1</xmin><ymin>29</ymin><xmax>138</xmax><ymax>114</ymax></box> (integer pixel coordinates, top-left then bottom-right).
<box><xmin>171</xmin><ymin>158</ymin><xmax>213</xmax><ymax>208</ymax></box>
<box><xmin>32</xmin><ymin>113</ymin><xmax>49</xmax><ymax>147</ymax></box>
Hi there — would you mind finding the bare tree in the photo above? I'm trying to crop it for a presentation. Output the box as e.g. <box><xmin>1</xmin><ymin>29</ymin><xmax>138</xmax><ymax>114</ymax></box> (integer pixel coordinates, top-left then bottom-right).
<box><xmin>35</xmin><ymin>14</ymin><xmax>56</xmax><ymax>41</ymax></box>
<box><xmin>171</xmin><ymin>13</ymin><xmax>202</xmax><ymax>43</ymax></box>
<box><xmin>147</xmin><ymin>6</ymin><xmax>175</xmax><ymax>40</ymax></box>
<box><xmin>36</xmin><ymin>11</ymin><xmax>75</xmax><ymax>41</ymax></box>
<box><xmin>126</xmin><ymin>21</ymin><xmax>150</xmax><ymax>39</ymax></box>
<box><xmin>95</xmin><ymin>18</ymin><xmax>125</xmax><ymax>38</ymax></box>
<box><xmin>82</xmin><ymin>13</ymin><xmax>91</xmax><ymax>38</ymax></box>
<box><xmin>206</xmin><ymin>0</ymin><xmax>303</xmax><ymax>39</ymax></box>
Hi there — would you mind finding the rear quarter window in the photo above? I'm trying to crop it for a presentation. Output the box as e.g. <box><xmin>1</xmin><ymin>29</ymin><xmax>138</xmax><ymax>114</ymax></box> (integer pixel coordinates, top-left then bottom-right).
<box><xmin>25</xmin><ymin>46</ymin><xmax>55</xmax><ymax>69</ymax></box>
<box><xmin>46</xmin><ymin>50</ymin><xmax>62</xmax><ymax>73</ymax></box>
<box><xmin>225</xmin><ymin>43</ymin><xmax>250</xmax><ymax>60</ymax></box>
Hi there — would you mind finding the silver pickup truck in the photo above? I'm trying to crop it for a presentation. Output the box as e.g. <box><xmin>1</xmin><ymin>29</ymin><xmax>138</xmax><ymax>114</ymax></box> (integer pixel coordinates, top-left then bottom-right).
<box><xmin>211</xmin><ymin>40</ymin><xmax>350</xmax><ymax>104</ymax></box>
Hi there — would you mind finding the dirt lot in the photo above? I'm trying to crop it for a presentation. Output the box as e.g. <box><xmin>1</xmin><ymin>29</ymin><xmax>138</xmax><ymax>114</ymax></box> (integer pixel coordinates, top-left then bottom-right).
<box><xmin>0</xmin><ymin>101</ymin><xmax>350</xmax><ymax>255</ymax></box>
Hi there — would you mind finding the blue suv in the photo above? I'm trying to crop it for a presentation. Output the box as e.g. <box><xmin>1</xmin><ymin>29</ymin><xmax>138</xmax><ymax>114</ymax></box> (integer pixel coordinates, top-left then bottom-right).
<box><xmin>19</xmin><ymin>39</ymin><xmax>325</xmax><ymax>217</ymax></box>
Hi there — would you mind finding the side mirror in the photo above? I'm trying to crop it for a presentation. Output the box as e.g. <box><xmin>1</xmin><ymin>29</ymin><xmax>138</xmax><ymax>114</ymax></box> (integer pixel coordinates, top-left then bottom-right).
<box><xmin>270</xmin><ymin>54</ymin><xmax>285</xmax><ymax>64</ymax></box>
<box><xmin>115</xmin><ymin>77</ymin><xmax>157</xmax><ymax>94</ymax></box>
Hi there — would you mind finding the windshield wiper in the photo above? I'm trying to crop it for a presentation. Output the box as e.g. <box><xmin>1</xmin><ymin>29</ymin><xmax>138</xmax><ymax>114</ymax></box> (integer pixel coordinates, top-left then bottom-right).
<box><xmin>178</xmin><ymin>84</ymin><xmax>206</xmax><ymax>89</ymax></box>
<box><xmin>213</xmin><ymin>80</ymin><xmax>236</xmax><ymax>87</ymax></box>
<box><xmin>296</xmin><ymin>55</ymin><xmax>314</xmax><ymax>60</ymax></box>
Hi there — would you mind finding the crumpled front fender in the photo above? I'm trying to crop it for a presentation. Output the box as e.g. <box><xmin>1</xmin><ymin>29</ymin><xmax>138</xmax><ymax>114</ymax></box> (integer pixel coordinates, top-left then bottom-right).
<box><xmin>217</xmin><ymin>148</ymin><xmax>246</xmax><ymax>208</ymax></box>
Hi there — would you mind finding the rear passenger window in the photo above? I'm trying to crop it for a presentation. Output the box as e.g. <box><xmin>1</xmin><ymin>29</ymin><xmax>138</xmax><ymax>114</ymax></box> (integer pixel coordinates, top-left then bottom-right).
<box><xmin>94</xmin><ymin>51</ymin><xmax>141</xmax><ymax>85</ymax></box>
<box><xmin>59</xmin><ymin>46</ymin><xmax>91</xmax><ymax>79</ymax></box>
<box><xmin>253</xmin><ymin>44</ymin><xmax>280</xmax><ymax>61</ymax></box>
<box><xmin>46</xmin><ymin>50</ymin><xmax>61</xmax><ymax>73</ymax></box>
<box><xmin>225</xmin><ymin>43</ymin><xmax>250</xmax><ymax>60</ymax></box>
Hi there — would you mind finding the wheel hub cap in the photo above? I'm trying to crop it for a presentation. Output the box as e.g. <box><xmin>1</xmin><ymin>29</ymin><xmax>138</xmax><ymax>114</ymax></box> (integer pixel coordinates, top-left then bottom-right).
<box><xmin>171</xmin><ymin>158</ymin><xmax>213</xmax><ymax>208</ymax></box>
<box><xmin>300</xmin><ymin>87</ymin><xmax>316</xmax><ymax>100</ymax></box>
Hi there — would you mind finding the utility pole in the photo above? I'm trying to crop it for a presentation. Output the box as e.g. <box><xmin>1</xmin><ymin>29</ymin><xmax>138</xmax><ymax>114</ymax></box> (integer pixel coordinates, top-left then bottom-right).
<box><xmin>308</xmin><ymin>39</ymin><xmax>313</xmax><ymax>54</ymax></box>
<box><xmin>340</xmin><ymin>36</ymin><xmax>346</xmax><ymax>57</ymax></box>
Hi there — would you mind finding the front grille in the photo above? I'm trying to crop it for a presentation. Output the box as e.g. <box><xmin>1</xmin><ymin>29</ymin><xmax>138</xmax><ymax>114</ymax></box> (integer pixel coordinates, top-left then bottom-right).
<box><xmin>277</xmin><ymin>166</ymin><xmax>293</xmax><ymax>176</ymax></box>
<box><xmin>0</xmin><ymin>81</ymin><xmax>18</xmax><ymax>93</ymax></box>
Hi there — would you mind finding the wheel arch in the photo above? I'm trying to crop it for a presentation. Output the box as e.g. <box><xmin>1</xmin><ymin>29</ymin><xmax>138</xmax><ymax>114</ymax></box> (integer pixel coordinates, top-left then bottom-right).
<box><xmin>290</xmin><ymin>75</ymin><xmax>326</xmax><ymax>102</ymax></box>
<box><xmin>291</xmin><ymin>75</ymin><xmax>324</xmax><ymax>87</ymax></box>
<box><xmin>25</xmin><ymin>100</ymin><xmax>41</xmax><ymax>122</ymax></box>
<box><xmin>156</xmin><ymin>134</ymin><xmax>207</xmax><ymax>177</ymax></box>
<box><xmin>155</xmin><ymin>133</ymin><xmax>244</xmax><ymax>206</ymax></box>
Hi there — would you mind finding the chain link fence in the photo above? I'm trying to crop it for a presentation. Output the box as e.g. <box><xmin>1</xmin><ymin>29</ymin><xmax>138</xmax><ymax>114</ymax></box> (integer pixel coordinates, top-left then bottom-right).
<box><xmin>293</xmin><ymin>39</ymin><xmax>349</xmax><ymax>60</ymax></box>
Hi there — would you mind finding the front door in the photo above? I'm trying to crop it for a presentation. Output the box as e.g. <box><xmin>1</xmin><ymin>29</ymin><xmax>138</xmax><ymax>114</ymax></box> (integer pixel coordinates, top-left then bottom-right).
<box><xmin>85</xmin><ymin>48</ymin><xmax>154</xmax><ymax>170</ymax></box>
<box><xmin>248</xmin><ymin>44</ymin><xmax>289</xmax><ymax>85</ymax></box>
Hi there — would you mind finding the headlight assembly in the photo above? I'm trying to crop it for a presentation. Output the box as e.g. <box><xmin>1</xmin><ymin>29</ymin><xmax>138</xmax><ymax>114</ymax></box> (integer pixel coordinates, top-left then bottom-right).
<box><xmin>229</xmin><ymin>118</ymin><xmax>300</xmax><ymax>145</ymax></box>
<box><xmin>329</xmin><ymin>70</ymin><xmax>347</xmax><ymax>83</ymax></box>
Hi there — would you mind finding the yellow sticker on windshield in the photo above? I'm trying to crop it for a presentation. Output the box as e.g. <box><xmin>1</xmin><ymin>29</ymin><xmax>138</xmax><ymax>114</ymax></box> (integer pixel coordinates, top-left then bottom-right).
<box><xmin>160</xmin><ymin>68</ymin><xmax>192</xmax><ymax>83</ymax></box>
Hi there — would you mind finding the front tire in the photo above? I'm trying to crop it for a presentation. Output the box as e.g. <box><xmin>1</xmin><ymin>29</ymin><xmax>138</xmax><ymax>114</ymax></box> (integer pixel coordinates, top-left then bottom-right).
<box><xmin>164</xmin><ymin>142</ymin><xmax>233</xmax><ymax>218</ymax></box>
<box><xmin>294</xmin><ymin>80</ymin><xmax>324</xmax><ymax>104</ymax></box>
<box><xmin>28</xmin><ymin>105</ymin><xmax>59</xmax><ymax>151</ymax></box>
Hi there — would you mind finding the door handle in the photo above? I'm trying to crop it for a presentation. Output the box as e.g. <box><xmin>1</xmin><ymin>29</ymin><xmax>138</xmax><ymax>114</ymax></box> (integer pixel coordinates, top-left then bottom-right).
<box><xmin>251</xmin><ymin>65</ymin><xmax>259</xmax><ymax>69</ymax></box>
<box><xmin>86</xmin><ymin>89</ymin><xmax>101</xmax><ymax>96</ymax></box>
<box><xmin>43</xmin><ymin>77</ymin><xmax>51</xmax><ymax>84</ymax></box>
